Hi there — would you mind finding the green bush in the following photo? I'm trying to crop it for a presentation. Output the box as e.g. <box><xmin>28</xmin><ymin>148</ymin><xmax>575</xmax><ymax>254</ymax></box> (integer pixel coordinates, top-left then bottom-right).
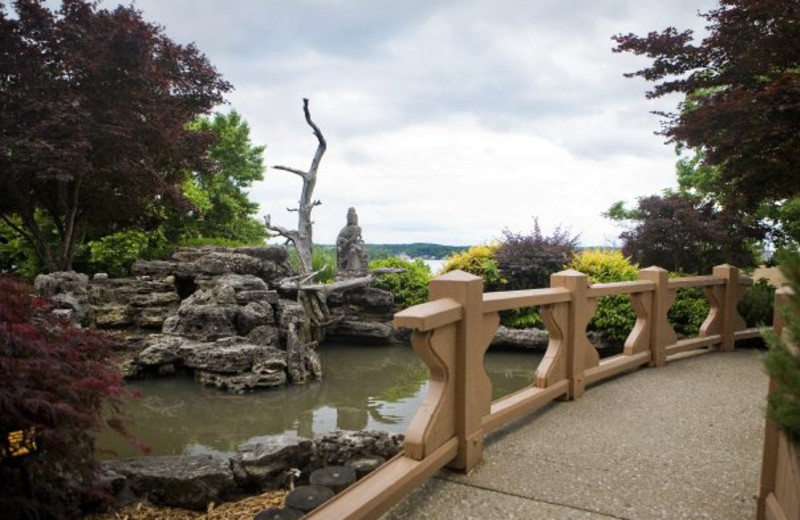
<box><xmin>567</xmin><ymin>249</ymin><xmax>639</xmax><ymax>345</ymax></box>
<box><xmin>668</xmin><ymin>287</ymin><xmax>710</xmax><ymax>337</ymax></box>
<box><xmin>88</xmin><ymin>230</ymin><xmax>167</xmax><ymax>278</ymax></box>
<box><xmin>370</xmin><ymin>257</ymin><xmax>432</xmax><ymax>309</ymax></box>
<box><xmin>285</xmin><ymin>247</ymin><xmax>337</xmax><ymax>283</ymax></box>
<box><xmin>739</xmin><ymin>278</ymin><xmax>776</xmax><ymax>327</ymax></box>
<box><xmin>441</xmin><ymin>243</ymin><xmax>504</xmax><ymax>291</ymax></box>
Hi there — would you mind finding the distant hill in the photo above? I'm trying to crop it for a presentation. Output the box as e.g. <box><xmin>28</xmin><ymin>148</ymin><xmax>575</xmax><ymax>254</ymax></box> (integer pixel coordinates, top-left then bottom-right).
<box><xmin>367</xmin><ymin>243</ymin><xmax>468</xmax><ymax>260</ymax></box>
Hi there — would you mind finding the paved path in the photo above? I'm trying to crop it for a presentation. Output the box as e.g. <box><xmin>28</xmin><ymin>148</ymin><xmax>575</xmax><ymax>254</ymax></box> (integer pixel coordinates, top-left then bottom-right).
<box><xmin>383</xmin><ymin>350</ymin><xmax>768</xmax><ymax>520</ymax></box>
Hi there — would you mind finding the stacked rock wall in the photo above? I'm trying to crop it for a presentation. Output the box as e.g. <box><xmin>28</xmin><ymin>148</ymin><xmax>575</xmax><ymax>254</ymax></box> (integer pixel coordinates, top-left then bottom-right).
<box><xmin>34</xmin><ymin>246</ymin><xmax>396</xmax><ymax>393</ymax></box>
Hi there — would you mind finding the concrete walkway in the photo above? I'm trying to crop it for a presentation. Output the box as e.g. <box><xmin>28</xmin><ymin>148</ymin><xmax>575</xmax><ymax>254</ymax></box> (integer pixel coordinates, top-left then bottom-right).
<box><xmin>383</xmin><ymin>350</ymin><xmax>768</xmax><ymax>520</ymax></box>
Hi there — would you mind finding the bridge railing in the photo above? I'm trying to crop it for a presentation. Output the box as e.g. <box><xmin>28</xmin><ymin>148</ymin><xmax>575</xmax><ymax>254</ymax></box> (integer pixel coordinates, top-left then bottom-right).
<box><xmin>304</xmin><ymin>264</ymin><xmax>758</xmax><ymax>520</ymax></box>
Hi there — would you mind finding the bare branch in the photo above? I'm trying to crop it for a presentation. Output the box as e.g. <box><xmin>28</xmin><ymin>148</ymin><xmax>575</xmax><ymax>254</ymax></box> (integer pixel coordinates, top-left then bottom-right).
<box><xmin>303</xmin><ymin>98</ymin><xmax>326</xmax><ymax>182</ymax></box>
<box><xmin>264</xmin><ymin>215</ymin><xmax>299</xmax><ymax>242</ymax></box>
<box><xmin>311</xmin><ymin>200</ymin><xmax>322</xmax><ymax>208</ymax></box>
<box><xmin>273</xmin><ymin>165</ymin><xmax>308</xmax><ymax>178</ymax></box>
<box><xmin>287</xmin><ymin>207</ymin><xmax>299</xmax><ymax>212</ymax></box>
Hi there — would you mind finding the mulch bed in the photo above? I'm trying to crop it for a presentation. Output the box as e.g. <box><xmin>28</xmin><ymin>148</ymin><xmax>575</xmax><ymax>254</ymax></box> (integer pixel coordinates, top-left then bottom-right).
<box><xmin>84</xmin><ymin>490</ymin><xmax>287</xmax><ymax>520</ymax></box>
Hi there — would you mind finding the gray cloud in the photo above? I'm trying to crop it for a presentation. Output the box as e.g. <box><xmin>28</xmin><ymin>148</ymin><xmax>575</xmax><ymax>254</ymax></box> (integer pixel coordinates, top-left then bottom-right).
<box><xmin>103</xmin><ymin>0</ymin><xmax>718</xmax><ymax>245</ymax></box>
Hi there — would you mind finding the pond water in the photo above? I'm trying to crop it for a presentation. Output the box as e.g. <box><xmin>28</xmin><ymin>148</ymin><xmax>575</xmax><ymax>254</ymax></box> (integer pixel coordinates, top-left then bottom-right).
<box><xmin>97</xmin><ymin>344</ymin><xmax>542</xmax><ymax>459</ymax></box>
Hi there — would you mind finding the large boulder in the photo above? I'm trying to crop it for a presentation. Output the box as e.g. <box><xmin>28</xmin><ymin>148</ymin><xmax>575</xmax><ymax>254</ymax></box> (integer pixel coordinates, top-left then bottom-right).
<box><xmin>34</xmin><ymin>271</ymin><xmax>88</xmax><ymax>297</ymax></box>
<box><xmin>491</xmin><ymin>325</ymin><xmax>550</xmax><ymax>349</ymax></box>
<box><xmin>193</xmin><ymin>252</ymin><xmax>264</xmax><ymax>276</ymax></box>
<box><xmin>180</xmin><ymin>338</ymin><xmax>285</xmax><ymax>374</ymax></box>
<box><xmin>195</xmin><ymin>367</ymin><xmax>287</xmax><ymax>393</ymax></box>
<box><xmin>102</xmin><ymin>455</ymin><xmax>236</xmax><ymax>510</ymax></box>
<box><xmin>162</xmin><ymin>287</ymin><xmax>239</xmax><ymax>341</ymax></box>
<box><xmin>315</xmin><ymin>431</ymin><xmax>404</xmax><ymax>467</ymax></box>
<box><xmin>231</xmin><ymin>436</ymin><xmax>315</xmax><ymax>491</ymax></box>
<box><xmin>329</xmin><ymin>320</ymin><xmax>394</xmax><ymax>343</ymax></box>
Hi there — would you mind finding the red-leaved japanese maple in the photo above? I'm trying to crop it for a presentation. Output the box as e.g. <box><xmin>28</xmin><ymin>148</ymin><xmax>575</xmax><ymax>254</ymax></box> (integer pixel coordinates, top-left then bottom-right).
<box><xmin>0</xmin><ymin>276</ymin><xmax>137</xmax><ymax>519</ymax></box>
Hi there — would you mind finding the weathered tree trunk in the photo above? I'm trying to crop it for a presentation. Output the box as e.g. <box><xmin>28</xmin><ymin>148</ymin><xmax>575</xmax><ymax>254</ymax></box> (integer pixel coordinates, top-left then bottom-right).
<box><xmin>265</xmin><ymin>98</ymin><xmax>325</xmax><ymax>275</ymax></box>
<box><xmin>265</xmin><ymin>100</ymin><xmax>403</xmax><ymax>344</ymax></box>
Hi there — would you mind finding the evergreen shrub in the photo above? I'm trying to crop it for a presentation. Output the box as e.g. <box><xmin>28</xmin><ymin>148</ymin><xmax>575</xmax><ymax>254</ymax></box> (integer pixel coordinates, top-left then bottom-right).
<box><xmin>370</xmin><ymin>257</ymin><xmax>432</xmax><ymax>309</ymax></box>
<box><xmin>763</xmin><ymin>253</ymin><xmax>800</xmax><ymax>441</ymax></box>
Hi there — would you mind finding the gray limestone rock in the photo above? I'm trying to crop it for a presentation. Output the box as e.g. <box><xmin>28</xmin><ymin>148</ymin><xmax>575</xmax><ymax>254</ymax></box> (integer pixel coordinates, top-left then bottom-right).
<box><xmin>102</xmin><ymin>455</ymin><xmax>236</xmax><ymax>510</ymax></box>
<box><xmin>232</xmin><ymin>436</ymin><xmax>315</xmax><ymax>491</ymax></box>
<box><xmin>34</xmin><ymin>271</ymin><xmax>89</xmax><ymax>297</ymax></box>
<box><xmin>131</xmin><ymin>260</ymin><xmax>180</xmax><ymax>278</ymax></box>
<box><xmin>136</xmin><ymin>335</ymin><xmax>188</xmax><ymax>366</ymax></box>
<box><xmin>193</xmin><ymin>252</ymin><xmax>263</xmax><ymax>276</ymax></box>
<box><xmin>180</xmin><ymin>338</ymin><xmax>285</xmax><ymax>374</ymax></box>
<box><xmin>329</xmin><ymin>319</ymin><xmax>394</xmax><ymax>342</ymax></box>
<box><xmin>195</xmin><ymin>369</ymin><xmax>287</xmax><ymax>393</ymax></box>
<box><xmin>315</xmin><ymin>431</ymin><xmax>404</xmax><ymax>467</ymax></box>
<box><xmin>491</xmin><ymin>325</ymin><xmax>550</xmax><ymax>349</ymax></box>
<box><xmin>93</xmin><ymin>304</ymin><xmax>132</xmax><ymax>328</ymax></box>
<box><xmin>246</xmin><ymin>325</ymin><xmax>281</xmax><ymax>347</ymax></box>
<box><xmin>236</xmin><ymin>301</ymin><xmax>276</xmax><ymax>335</ymax></box>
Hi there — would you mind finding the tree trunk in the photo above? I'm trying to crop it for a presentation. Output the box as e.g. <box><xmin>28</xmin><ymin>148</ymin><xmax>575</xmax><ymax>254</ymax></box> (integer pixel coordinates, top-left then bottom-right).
<box><xmin>265</xmin><ymin>98</ymin><xmax>325</xmax><ymax>276</ymax></box>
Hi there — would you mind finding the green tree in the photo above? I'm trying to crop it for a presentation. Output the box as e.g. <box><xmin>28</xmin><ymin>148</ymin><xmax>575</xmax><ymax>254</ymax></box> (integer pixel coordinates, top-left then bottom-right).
<box><xmin>177</xmin><ymin>111</ymin><xmax>268</xmax><ymax>244</ymax></box>
<box><xmin>0</xmin><ymin>0</ymin><xmax>231</xmax><ymax>272</ymax></box>
<box><xmin>613</xmin><ymin>0</ymin><xmax>800</xmax><ymax>212</ymax></box>
<box><xmin>607</xmin><ymin>193</ymin><xmax>760</xmax><ymax>274</ymax></box>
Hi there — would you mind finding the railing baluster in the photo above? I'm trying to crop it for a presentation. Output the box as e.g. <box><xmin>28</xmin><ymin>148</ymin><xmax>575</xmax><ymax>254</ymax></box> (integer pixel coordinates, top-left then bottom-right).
<box><xmin>640</xmin><ymin>266</ymin><xmax>676</xmax><ymax>367</ymax></box>
<box><xmin>535</xmin><ymin>302</ymin><xmax>569</xmax><ymax>388</ymax></box>
<box><xmin>550</xmin><ymin>269</ymin><xmax>597</xmax><ymax>399</ymax></box>
<box><xmin>428</xmin><ymin>270</ymin><xmax>495</xmax><ymax>471</ymax></box>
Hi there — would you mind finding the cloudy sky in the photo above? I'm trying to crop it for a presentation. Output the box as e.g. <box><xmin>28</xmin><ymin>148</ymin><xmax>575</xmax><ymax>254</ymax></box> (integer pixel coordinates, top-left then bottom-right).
<box><xmin>108</xmin><ymin>0</ymin><xmax>717</xmax><ymax>247</ymax></box>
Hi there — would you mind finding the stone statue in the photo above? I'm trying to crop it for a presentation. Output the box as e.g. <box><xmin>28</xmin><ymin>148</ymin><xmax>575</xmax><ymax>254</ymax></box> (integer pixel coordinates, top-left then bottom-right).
<box><xmin>336</xmin><ymin>207</ymin><xmax>369</xmax><ymax>278</ymax></box>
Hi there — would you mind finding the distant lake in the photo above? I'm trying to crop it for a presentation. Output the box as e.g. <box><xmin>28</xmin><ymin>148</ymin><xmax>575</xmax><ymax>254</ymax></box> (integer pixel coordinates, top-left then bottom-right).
<box><xmin>421</xmin><ymin>258</ymin><xmax>446</xmax><ymax>274</ymax></box>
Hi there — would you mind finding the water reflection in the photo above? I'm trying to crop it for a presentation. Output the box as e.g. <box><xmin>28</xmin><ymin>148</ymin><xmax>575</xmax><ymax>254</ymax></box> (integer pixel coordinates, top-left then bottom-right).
<box><xmin>98</xmin><ymin>344</ymin><xmax>542</xmax><ymax>459</ymax></box>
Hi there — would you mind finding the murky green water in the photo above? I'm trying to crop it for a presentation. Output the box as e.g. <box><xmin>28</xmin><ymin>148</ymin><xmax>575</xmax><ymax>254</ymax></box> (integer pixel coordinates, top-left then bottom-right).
<box><xmin>98</xmin><ymin>344</ymin><xmax>542</xmax><ymax>459</ymax></box>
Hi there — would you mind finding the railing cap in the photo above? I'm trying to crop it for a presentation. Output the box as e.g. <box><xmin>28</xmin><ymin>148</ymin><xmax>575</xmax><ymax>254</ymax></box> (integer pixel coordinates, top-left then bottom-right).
<box><xmin>551</xmin><ymin>269</ymin><xmax>588</xmax><ymax>278</ymax></box>
<box><xmin>433</xmin><ymin>269</ymin><xmax>482</xmax><ymax>283</ymax></box>
<box><xmin>640</xmin><ymin>265</ymin><xmax>668</xmax><ymax>273</ymax></box>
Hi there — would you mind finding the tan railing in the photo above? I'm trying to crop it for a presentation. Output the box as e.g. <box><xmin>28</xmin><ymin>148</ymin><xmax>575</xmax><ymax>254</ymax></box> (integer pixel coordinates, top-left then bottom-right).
<box><xmin>305</xmin><ymin>264</ymin><xmax>758</xmax><ymax>519</ymax></box>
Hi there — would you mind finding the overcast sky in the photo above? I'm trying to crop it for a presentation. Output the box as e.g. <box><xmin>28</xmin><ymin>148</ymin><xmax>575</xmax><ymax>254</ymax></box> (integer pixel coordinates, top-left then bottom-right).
<box><xmin>108</xmin><ymin>0</ymin><xmax>717</xmax><ymax>247</ymax></box>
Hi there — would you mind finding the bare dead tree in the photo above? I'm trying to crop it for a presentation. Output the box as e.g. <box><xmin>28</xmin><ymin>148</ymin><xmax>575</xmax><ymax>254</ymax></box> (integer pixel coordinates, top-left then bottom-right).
<box><xmin>265</xmin><ymin>99</ymin><xmax>403</xmax><ymax>340</ymax></box>
<box><xmin>264</xmin><ymin>98</ymin><xmax>324</xmax><ymax>275</ymax></box>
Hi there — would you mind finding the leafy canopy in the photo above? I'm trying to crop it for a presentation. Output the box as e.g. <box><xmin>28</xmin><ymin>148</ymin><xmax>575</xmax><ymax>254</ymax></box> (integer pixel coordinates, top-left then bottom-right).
<box><xmin>0</xmin><ymin>0</ymin><xmax>231</xmax><ymax>272</ymax></box>
<box><xmin>608</xmin><ymin>193</ymin><xmax>759</xmax><ymax>274</ymax></box>
<box><xmin>613</xmin><ymin>0</ymin><xmax>800</xmax><ymax>211</ymax></box>
<box><xmin>176</xmin><ymin>111</ymin><xmax>268</xmax><ymax>244</ymax></box>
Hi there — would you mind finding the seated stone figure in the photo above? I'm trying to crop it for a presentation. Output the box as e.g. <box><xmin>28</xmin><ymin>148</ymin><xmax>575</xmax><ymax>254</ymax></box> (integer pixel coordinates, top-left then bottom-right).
<box><xmin>336</xmin><ymin>207</ymin><xmax>369</xmax><ymax>278</ymax></box>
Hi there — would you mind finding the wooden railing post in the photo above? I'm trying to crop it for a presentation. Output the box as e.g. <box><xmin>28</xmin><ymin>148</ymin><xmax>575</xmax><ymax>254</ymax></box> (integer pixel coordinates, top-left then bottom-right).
<box><xmin>550</xmin><ymin>270</ymin><xmax>597</xmax><ymax>399</ymax></box>
<box><xmin>712</xmin><ymin>264</ymin><xmax>746</xmax><ymax>351</ymax></box>
<box><xmin>428</xmin><ymin>270</ymin><xmax>490</xmax><ymax>472</ymax></box>
<box><xmin>757</xmin><ymin>287</ymin><xmax>790</xmax><ymax>520</ymax></box>
<box><xmin>639</xmin><ymin>266</ymin><xmax>676</xmax><ymax>367</ymax></box>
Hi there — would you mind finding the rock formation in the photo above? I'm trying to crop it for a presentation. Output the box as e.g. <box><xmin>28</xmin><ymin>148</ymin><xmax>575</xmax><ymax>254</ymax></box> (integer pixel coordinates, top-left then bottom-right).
<box><xmin>33</xmin><ymin>245</ymin><xmax>394</xmax><ymax>393</ymax></box>
<box><xmin>101</xmin><ymin>430</ymin><xmax>403</xmax><ymax>510</ymax></box>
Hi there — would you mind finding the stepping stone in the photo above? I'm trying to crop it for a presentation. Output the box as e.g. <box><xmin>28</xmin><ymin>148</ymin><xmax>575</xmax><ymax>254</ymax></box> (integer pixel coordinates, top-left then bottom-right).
<box><xmin>254</xmin><ymin>507</ymin><xmax>304</xmax><ymax>520</ymax></box>
<box><xmin>346</xmin><ymin>455</ymin><xmax>385</xmax><ymax>479</ymax></box>
<box><xmin>285</xmin><ymin>485</ymin><xmax>335</xmax><ymax>513</ymax></box>
<box><xmin>309</xmin><ymin>465</ymin><xmax>357</xmax><ymax>493</ymax></box>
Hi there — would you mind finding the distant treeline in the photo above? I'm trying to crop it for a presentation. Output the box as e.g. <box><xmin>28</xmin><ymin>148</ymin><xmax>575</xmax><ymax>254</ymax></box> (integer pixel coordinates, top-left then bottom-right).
<box><xmin>315</xmin><ymin>243</ymin><xmax>468</xmax><ymax>260</ymax></box>
<box><xmin>366</xmin><ymin>243</ymin><xmax>468</xmax><ymax>259</ymax></box>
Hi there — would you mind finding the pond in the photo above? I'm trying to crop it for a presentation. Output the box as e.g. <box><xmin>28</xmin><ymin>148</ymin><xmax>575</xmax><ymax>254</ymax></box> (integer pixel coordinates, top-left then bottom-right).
<box><xmin>97</xmin><ymin>344</ymin><xmax>542</xmax><ymax>459</ymax></box>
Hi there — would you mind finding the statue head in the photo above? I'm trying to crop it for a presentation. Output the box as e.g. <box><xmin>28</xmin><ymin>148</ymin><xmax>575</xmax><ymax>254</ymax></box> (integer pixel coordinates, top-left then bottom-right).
<box><xmin>346</xmin><ymin>207</ymin><xmax>358</xmax><ymax>226</ymax></box>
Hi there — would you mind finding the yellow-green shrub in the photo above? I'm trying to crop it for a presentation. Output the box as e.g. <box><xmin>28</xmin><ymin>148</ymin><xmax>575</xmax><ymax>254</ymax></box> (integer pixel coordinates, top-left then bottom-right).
<box><xmin>567</xmin><ymin>249</ymin><xmax>638</xmax><ymax>345</ymax></box>
<box><xmin>441</xmin><ymin>243</ymin><xmax>504</xmax><ymax>291</ymax></box>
